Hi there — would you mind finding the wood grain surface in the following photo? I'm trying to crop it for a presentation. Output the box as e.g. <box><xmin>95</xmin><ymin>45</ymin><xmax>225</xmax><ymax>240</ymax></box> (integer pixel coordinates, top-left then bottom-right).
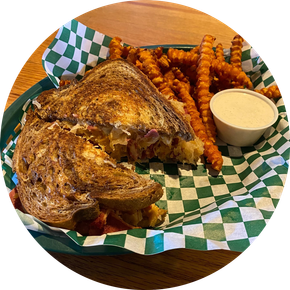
<box><xmin>6</xmin><ymin>0</ymin><xmax>237</xmax><ymax>110</ymax></box>
<box><xmin>5</xmin><ymin>1</ymin><xmax>241</xmax><ymax>288</ymax></box>
<box><xmin>49</xmin><ymin>248</ymin><xmax>239</xmax><ymax>289</ymax></box>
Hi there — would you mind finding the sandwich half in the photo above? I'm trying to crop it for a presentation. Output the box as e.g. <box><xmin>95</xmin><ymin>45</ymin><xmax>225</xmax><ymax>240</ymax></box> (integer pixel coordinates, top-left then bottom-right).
<box><xmin>11</xmin><ymin>58</ymin><xmax>204</xmax><ymax>235</ymax></box>
<box><xmin>12</xmin><ymin>110</ymin><xmax>166</xmax><ymax>234</ymax></box>
<box><xmin>33</xmin><ymin>58</ymin><xmax>203</xmax><ymax>164</ymax></box>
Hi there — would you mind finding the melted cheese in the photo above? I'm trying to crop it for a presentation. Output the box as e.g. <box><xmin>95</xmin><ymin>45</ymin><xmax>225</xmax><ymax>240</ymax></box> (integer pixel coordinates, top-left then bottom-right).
<box><xmin>69</xmin><ymin>123</ymin><xmax>203</xmax><ymax>164</ymax></box>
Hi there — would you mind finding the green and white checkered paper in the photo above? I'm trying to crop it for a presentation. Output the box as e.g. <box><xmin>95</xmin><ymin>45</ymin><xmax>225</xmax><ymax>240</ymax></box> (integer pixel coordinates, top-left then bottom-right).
<box><xmin>2</xmin><ymin>19</ymin><xmax>289</xmax><ymax>255</ymax></box>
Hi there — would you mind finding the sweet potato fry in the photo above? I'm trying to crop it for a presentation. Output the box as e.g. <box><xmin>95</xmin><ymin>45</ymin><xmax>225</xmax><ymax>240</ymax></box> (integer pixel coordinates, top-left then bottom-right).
<box><xmin>138</xmin><ymin>49</ymin><xmax>164</xmax><ymax>86</ymax></box>
<box><xmin>138</xmin><ymin>49</ymin><xmax>177</xmax><ymax>100</ymax></box>
<box><xmin>230</xmin><ymin>35</ymin><xmax>244</xmax><ymax>70</ymax></box>
<box><xmin>154</xmin><ymin>47</ymin><xmax>164</xmax><ymax>59</ymax></box>
<box><xmin>122</xmin><ymin>46</ymin><xmax>132</xmax><ymax>58</ymax></box>
<box><xmin>157</xmin><ymin>54</ymin><xmax>171</xmax><ymax>69</ymax></box>
<box><xmin>157</xmin><ymin>69</ymin><xmax>178</xmax><ymax>100</ymax></box>
<box><xmin>109</xmin><ymin>37</ymin><xmax>124</xmax><ymax>60</ymax></box>
<box><xmin>167</xmin><ymin>48</ymin><xmax>199</xmax><ymax>66</ymax></box>
<box><xmin>125</xmin><ymin>48</ymin><xmax>137</xmax><ymax>64</ymax></box>
<box><xmin>171</xmin><ymin>67</ymin><xmax>189</xmax><ymax>84</ymax></box>
<box><xmin>211</xmin><ymin>59</ymin><xmax>253</xmax><ymax>89</ymax></box>
<box><xmin>215</xmin><ymin>43</ymin><xmax>225</xmax><ymax>62</ymax></box>
<box><xmin>255</xmin><ymin>85</ymin><xmax>281</xmax><ymax>98</ymax></box>
<box><xmin>173</xmin><ymin>80</ymin><xmax>223</xmax><ymax>171</ymax></box>
<box><xmin>195</xmin><ymin>35</ymin><xmax>217</xmax><ymax>143</ymax></box>
<box><xmin>190</xmin><ymin>46</ymin><xmax>200</xmax><ymax>54</ymax></box>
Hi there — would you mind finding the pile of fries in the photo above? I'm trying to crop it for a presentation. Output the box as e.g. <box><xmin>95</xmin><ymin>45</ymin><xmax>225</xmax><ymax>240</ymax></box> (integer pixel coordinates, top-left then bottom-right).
<box><xmin>108</xmin><ymin>35</ymin><xmax>281</xmax><ymax>172</ymax></box>
<box><xmin>59</xmin><ymin>35</ymin><xmax>281</xmax><ymax>172</ymax></box>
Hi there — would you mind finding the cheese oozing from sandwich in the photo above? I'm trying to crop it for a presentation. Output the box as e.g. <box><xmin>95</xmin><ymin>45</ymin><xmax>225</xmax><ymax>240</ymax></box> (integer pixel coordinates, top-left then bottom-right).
<box><xmin>62</xmin><ymin>121</ymin><xmax>203</xmax><ymax>164</ymax></box>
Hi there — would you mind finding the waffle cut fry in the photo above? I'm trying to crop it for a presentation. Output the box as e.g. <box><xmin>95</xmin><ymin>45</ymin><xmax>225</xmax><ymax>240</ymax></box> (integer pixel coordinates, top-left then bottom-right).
<box><xmin>173</xmin><ymin>80</ymin><xmax>223</xmax><ymax>171</ymax></box>
<box><xmin>195</xmin><ymin>35</ymin><xmax>217</xmax><ymax>143</ymax></box>
<box><xmin>167</xmin><ymin>47</ymin><xmax>199</xmax><ymax>66</ymax></box>
<box><xmin>215</xmin><ymin>43</ymin><xmax>225</xmax><ymax>62</ymax></box>
<box><xmin>138</xmin><ymin>49</ymin><xmax>164</xmax><ymax>85</ymax></box>
<box><xmin>171</xmin><ymin>67</ymin><xmax>189</xmax><ymax>84</ymax></box>
<box><xmin>157</xmin><ymin>54</ymin><xmax>171</xmax><ymax>70</ymax></box>
<box><xmin>158</xmin><ymin>69</ymin><xmax>177</xmax><ymax>100</ymax></box>
<box><xmin>211</xmin><ymin>59</ymin><xmax>253</xmax><ymax>89</ymax></box>
<box><xmin>255</xmin><ymin>85</ymin><xmax>281</xmax><ymax>98</ymax></box>
<box><xmin>230</xmin><ymin>35</ymin><xmax>244</xmax><ymax>70</ymax></box>
<box><xmin>125</xmin><ymin>47</ymin><xmax>139</xmax><ymax>64</ymax></box>
<box><xmin>109</xmin><ymin>37</ymin><xmax>124</xmax><ymax>60</ymax></box>
<box><xmin>138</xmin><ymin>49</ymin><xmax>177</xmax><ymax>100</ymax></box>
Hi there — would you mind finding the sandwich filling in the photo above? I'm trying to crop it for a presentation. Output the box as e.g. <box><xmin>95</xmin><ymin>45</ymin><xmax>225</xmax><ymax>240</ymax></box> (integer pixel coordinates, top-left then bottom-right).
<box><xmin>61</xmin><ymin>120</ymin><xmax>204</xmax><ymax>164</ymax></box>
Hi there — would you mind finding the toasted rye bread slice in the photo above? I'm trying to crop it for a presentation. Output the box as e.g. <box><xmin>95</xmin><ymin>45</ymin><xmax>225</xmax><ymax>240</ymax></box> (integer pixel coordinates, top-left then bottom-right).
<box><xmin>12</xmin><ymin>111</ymin><xmax>163</xmax><ymax>229</ymax></box>
<box><xmin>35</xmin><ymin>58</ymin><xmax>194</xmax><ymax>138</ymax></box>
<box><xmin>33</xmin><ymin>59</ymin><xmax>203</xmax><ymax>164</ymax></box>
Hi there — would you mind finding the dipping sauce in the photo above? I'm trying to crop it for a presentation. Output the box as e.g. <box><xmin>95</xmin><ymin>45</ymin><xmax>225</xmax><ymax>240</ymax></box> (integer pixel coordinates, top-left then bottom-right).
<box><xmin>212</xmin><ymin>91</ymin><xmax>275</xmax><ymax>128</ymax></box>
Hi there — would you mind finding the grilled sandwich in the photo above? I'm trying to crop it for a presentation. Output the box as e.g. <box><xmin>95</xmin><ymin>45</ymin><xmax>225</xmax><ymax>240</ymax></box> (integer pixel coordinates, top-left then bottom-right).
<box><xmin>33</xmin><ymin>59</ymin><xmax>204</xmax><ymax>164</ymax></box>
<box><xmin>12</xmin><ymin>110</ymin><xmax>166</xmax><ymax>233</ymax></box>
<box><xmin>12</xmin><ymin>58</ymin><xmax>205</xmax><ymax>235</ymax></box>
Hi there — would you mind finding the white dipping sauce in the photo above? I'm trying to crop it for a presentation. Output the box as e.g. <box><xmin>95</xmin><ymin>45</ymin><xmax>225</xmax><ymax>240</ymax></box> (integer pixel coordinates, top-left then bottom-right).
<box><xmin>212</xmin><ymin>92</ymin><xmax>275</xmax><ymax>128</ymax></box>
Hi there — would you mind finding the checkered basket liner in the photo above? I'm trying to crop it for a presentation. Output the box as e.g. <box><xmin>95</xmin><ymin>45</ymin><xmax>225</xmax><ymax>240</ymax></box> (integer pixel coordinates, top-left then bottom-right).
<box><xmin>2</xmin><ymin>19</ymin><xmax>289</xmax><ymax>255</ymax></box>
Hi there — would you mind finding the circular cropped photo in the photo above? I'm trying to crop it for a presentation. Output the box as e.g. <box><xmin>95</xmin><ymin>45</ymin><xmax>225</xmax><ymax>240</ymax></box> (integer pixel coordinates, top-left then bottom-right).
<box><xmin>2</xmin><ymin>1</ymin><xmax>289</xmax><ymax>289</ymax></box>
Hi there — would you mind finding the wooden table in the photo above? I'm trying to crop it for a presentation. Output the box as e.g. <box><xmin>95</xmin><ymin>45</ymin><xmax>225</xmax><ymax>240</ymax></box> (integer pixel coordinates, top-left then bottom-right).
<box><xmin>5</xmin><ymin>1</ymin><xmax>241</xmax><ymax>289</ymax></box>
<box><xmin>6</xmin><ymin>1</ymin><xmax>238</xmax><ymax>110</ymax></box>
